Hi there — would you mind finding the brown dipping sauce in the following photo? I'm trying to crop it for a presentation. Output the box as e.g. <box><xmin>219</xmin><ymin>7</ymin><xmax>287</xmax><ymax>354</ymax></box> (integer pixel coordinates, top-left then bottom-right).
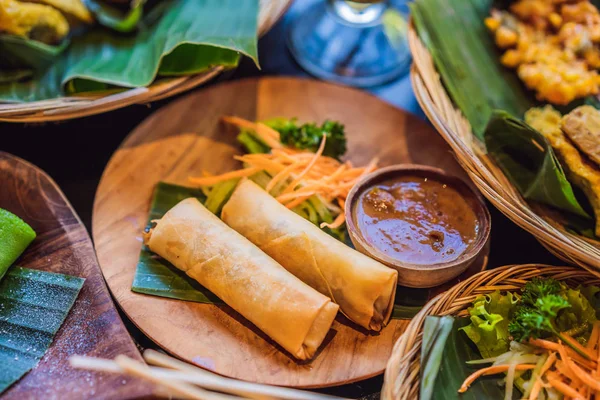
<box><xmin>354</xmin><ymin>176</ymin><xmax>479</xmax><ymax>265</ymax></box>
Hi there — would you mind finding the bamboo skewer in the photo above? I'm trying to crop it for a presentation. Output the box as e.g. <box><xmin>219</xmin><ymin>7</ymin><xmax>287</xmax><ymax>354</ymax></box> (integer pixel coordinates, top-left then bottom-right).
<box><xmin>70</xmin><ymin>350</ymin><xmax>348</xmax><ymax>400</ymax></box>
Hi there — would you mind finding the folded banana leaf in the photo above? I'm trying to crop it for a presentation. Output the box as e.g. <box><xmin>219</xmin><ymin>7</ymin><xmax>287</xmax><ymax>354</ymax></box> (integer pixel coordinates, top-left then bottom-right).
<box><xmin>485</xmin><ymin>111</ymin><xmax>592</xmax><ymax>219</ymax></box>
<box><xmin>420</xmin><ymin>316</ymin><xmax>516</xmax><ymax>399</ymax></box>
<box><xmin>411</xmin><ymin>0</ymin><xmax>534</xmax><ymax>138</ymax></box>
<box><xmin>84</xmin><ymin>0</ymin><xmax>146</xmax><ymax>33</ymax></box>
<box><xmin>0</xmin><ymin>0</ymin><xmax>258</xmax><ymax>102</ymax></box>
<box><xmin>0</xmin><ymin>267</ymin><xmax>84</xmax><ymax>393</ymax></box>
<box><xmin>133</xmin><ymin>182</ymin><xmax>429</xmax><ymax>320</ymax></box>
<box><xmin>0</xmin><ymin>35</ymin><xmax>69</xmax><ymax>72</ymax></box>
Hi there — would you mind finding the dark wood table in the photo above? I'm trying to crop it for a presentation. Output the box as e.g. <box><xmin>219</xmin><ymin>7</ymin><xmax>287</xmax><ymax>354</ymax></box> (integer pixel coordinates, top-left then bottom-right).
<box><xmin>0</xmin><ymin>1</ymin><xmax>562</xmax><ymax>398</ymax></box>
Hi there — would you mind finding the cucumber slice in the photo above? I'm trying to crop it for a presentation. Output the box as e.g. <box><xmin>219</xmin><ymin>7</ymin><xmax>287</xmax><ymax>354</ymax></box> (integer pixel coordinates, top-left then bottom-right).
<box><xmin>0</xmin><ymin>209</ymin><xmax>36</xmax><ymax>280</ymax></box>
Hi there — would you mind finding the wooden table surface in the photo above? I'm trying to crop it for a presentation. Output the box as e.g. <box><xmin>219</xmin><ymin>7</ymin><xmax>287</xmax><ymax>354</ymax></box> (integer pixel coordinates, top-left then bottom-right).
<box><xmin>0</xmin><ymin>2</ymin><xmax>562</xmax><ymax>397</ymax></box>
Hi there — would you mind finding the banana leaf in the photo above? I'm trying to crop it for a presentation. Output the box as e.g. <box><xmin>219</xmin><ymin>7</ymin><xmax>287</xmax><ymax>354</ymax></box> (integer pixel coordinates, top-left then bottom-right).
<box><xmin>411</xmin><ymin>0</ymin><xmax>534</xmax><ymax>139</ymax></box>
<box><xmin>485</xmin><ymin>111</ymin><xmax>592</xmax><ymax>219</ymax></box>
<box><xmin>132</xmin><ymin>182</ymin><xmax>433</xmax><ymax>320</ymax></box>
<box><xmin>84</xmin><ymin>0</ymin><xmax>146</xmax><ymax>33</ymax></box>
<box><xmin>0</xmin><ymin>267</ymin><xmax>84</xmax><ymax>393</ymax></box>
<box><xmin>0</xmin><ymin>35</ymin><xmax>69</xmax><ymax>71</ymax></box>
<box><xmin>420</xmin><ymin>316</ymin><xmax>517</xmax><ymax>399</ymax></box>
<box><xmin>0</xmin><ymin>0</ymin><xmax>258</xmax><ymax>102</ymax></box>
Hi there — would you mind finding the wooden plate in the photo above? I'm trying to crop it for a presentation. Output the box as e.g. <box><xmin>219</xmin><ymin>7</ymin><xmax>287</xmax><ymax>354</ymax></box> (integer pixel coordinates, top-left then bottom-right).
<box><xmin>0</xmin><ymin>152</ymin><xmax>154</xmax><ymax>399</ymax></box>
<box><xmin>92</xmin><ymin>77</ymin><xmax>490</xmax><ymax>388</ymax></box>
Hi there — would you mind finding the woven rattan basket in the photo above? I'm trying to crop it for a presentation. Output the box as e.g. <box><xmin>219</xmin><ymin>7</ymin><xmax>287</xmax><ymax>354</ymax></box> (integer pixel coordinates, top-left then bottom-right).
<box><xmin>381</xmin><ymin>264</ymin><xmax>600</xmax><ymax>400</ymax></box>
<box><xmin>408</xmin><ymin>24</ymin><xmax>600</xmax><ymax>274</ymax></box>
<box><xmin>0</xmin><ymin>0</ymin><xmax>291</xmax><ymax>123</ymax></box>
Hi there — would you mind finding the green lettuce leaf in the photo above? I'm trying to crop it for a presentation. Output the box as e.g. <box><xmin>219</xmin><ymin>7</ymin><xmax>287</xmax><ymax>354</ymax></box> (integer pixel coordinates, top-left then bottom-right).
<box><xmin>460</xmin><ymin>291</ymin><xmax>519</xmax><ymax>358</ymax></box>
<box><xmin>485</xmin><ymin>111</ymin><xmax>592</xmax><ymax>218</ymax></box>
<box><xmin>555</xmin><ymin>286</ymin><xmax>598</xmax><ymax>336</ymax></box>
<box><xmin>580</xmin><ymin>285</ymin><xmax>600</xmax><ymax>318</ymax></box>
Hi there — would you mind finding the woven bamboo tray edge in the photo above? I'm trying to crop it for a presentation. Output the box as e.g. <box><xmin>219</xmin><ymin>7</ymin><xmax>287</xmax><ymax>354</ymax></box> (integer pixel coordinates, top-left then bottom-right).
<box><xmin>381</xmin><ymin>264</ymin><xmax>600</xmax><ymax>400</ymax></box>
<box><xmin>407</xmin><ymin>23</ymin><xmax>600</xmax><ymax>273</ymax></box>
<box><xmin>0</xmin><ymin>0</ymin><xmax>291</xmax><ymax>123</ymax></box>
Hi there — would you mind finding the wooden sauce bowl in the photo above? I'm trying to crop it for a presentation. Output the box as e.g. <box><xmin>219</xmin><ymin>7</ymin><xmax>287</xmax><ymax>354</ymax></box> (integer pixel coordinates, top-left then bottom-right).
<box><xmin>345</xmin><ymin>164</ymin><xmax>491</xmax><ymax>288</ymax></box>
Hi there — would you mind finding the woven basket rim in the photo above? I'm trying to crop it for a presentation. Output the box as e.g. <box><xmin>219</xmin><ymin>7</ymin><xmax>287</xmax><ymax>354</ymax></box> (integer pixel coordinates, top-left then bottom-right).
<box><xmin>381</xmin><ymin>263</ymin><xmax>600</xmax><ymax>400</ymax></box>
<box><xmin>407</xmin><ymin>21</ymin><xmax>600</xmax><ymax>273</ymax></box>
<box><xmin>0</xmin><ymin>0</ymin><xmax>292</xmax><ymax>123</ymax></box>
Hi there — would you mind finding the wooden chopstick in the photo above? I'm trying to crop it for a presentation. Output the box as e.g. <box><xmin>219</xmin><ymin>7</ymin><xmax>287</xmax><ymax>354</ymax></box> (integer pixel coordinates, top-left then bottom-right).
<box><xmin>70</xmin><ymin>355</ymin><xmax>237</xmax><ymax>400</ymax></box>
<box><xmin>143</xmin><ymin>350</ymin><xmax>347</xmax><ymax>400</ymax></box>
<box><xmin>70</xmin><ymin>352</ymin><xmax>349</xmax><ymax>400</ymax></box>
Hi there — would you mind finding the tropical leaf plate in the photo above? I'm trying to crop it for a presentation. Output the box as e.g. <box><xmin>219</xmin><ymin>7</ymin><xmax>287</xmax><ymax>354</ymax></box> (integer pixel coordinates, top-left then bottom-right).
<box><xmin>408</xmin><ymin>0</ymin><xmax>600</xmax><ymax>272</ymax></box>
<box><xmin>0</xmin><ymin>0</ymin><xmax>291</xmax><ymax>122</ymax></box>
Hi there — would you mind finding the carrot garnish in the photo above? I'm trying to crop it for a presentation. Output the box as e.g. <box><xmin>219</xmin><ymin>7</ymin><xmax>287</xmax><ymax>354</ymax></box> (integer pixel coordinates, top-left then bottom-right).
<box><xmin>280</xmin><ymin>134</ymin><xmax>326</xmax><ymax>195</ymax></box>
<box><xmin>528</xmin><ymin>351</ymin><xmax>557</xmax><ymax>400</ymax></box>
<box><xmin>188</xmin><ymin>168</ymin><xmax>260</xmax><ymax>186</ymax></box>
<box><xmin>189</xmin><ymin>116</ymin><xmax>379</xmax><ymax>229</ymax></box>
<box><xmin>458</xmin><ymin>364</ymin><xmax>536</xmax><ymax>393</ymax></box>
<box><xmin>560</xmin><ymin>332</ymin><xmax>597</xmax><ymax>361</ymax></box>
<box><xmin>546</xmin><ymin>371</ymin><xmax>586</xmax><ymax>400</ymax></box>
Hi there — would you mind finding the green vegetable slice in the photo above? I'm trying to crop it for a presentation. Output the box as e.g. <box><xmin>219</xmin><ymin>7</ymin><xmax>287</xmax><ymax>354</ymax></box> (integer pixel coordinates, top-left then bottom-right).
<box><xmin>0</xmin><ymin>267</ymin><xmax>84</xmax><ymax>393</ymax></box>
<box><xmin>0</xmin><ymin>209</ymin><xmax>36</xmax><ymax>281</ymax></box>
<box><xmin>485</xmin><ymin>111</ymin><xmax>592</xmax><ymax>219</ymax></box>
<box><xmin>0</xmin><ymin>0</ymin><xmax>259</xmax><ymax>102</ymax></box>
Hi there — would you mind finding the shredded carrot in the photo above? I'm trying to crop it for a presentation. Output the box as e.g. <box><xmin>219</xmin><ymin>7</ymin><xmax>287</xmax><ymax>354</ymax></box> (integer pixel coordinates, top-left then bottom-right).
<box><xmin>560</xmin><ymin>332</ymin><xmax>597</xmax><ymax>361</ymax></box>
<box><xmin>266</xmin><ymin>161</ymin><xmax>306</xmax><ymax>193</ymax></box>
<box><xmin>280</xmin><ymin>134</ymin><xmax>327</xmax><ymax>195</ymax></box>
<box><xmin>188</xmin><ymin>116</ymin><xmax>379</xmax><ymax>229</ymax></box>
<box><xmin>570</xmin><ymin>361</ymin><xmax>600</xmax><ymax>391</ymax></box>
<box><xmin>458</xmin><ymin>364</ymin><xmax>536</xmax><ymax>393</ymax></box>
<box><xmin>320</xmin><ymin>211</ymin><xmax>345</xmax><ymax>229</ymax></box>
<box><xmin>547</xmin><ymin>372</ymin><xmax>585</xmax><ymax>400</ymax></box>
<box><xmin>188</xmin><ymin>168</ymin><xmax>260</xmax><ymax>186</ymax></box>
<box><xmin>529</xmin><ymin>351</ymin><xmax>557</xmax><ymax>400</ymax></box>
<box><xmin>530</xmin><ymin>338</ymin><xmax>597</xmax><ymax>369</ymax></box>
<box><xmin>557</xmin><ymin>344</ymin><xmax>584</xmax><ymax>387</ymax></box>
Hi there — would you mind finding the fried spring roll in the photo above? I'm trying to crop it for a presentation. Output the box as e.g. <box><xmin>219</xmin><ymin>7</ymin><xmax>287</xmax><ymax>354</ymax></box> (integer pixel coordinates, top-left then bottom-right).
<box><xmin>144</xmin><ymin>198</ymin><xmax>339</xmax><ymax>360</ymax></box>
<box><xmin>222</xmin><ymin>180</ymin><xmax>398</xmax><ymax>331</ymax></box>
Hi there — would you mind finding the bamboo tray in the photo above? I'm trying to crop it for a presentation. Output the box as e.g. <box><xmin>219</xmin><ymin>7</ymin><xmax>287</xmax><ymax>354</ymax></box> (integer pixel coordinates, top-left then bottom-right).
<box><xmin>381</xmin><ymin>264</ymin><xmax>600</xmax><ymax>400</ymax></box>
<box><xmin>408</xmin><ymin>24</ymin><xmax>600</xmax><ymax>274</ymax></box>
<box><xmin>0</xmin><ymin>0</ymin><xmax>291</xmax><ymax>123</ymax></box>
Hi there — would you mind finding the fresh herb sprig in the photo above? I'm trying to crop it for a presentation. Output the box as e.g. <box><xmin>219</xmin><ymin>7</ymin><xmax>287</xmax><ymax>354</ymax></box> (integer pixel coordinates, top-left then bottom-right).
<box><xmin>508</xmin><ymin>277</ymin><xmax>593</xmax><ymax>360</ymax></box>
<box><xmin>267</xmin><ymin>118</ymin><xmax>347</xmax><ymax>160</ymax></box>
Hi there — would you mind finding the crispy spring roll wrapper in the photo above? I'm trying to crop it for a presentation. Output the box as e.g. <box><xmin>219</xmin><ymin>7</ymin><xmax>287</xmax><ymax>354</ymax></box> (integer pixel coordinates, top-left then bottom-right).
<box><xmin>144</xmin><ymin>198</ymin><xmax>339</xmax><ymax>360</ymax></box>
<box><xmin>222</xmin><ymin>180</ymin><xmax>398</xmax><ymax>331</ymax></box>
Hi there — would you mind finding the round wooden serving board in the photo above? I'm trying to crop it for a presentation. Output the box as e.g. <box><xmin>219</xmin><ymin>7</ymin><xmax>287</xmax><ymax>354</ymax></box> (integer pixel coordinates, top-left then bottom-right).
<box><xmin>0</xmin><ymin>152</ymin><xmax>154</xmax><ymax>399</ymax></box>
<box><xmin>92</xmin><ymin>77</ymin><xmax>489</xmax><ymax>388</ymax></box>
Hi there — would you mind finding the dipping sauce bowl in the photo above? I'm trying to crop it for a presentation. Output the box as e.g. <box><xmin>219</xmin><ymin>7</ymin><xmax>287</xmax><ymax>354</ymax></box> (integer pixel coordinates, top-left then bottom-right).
<box><xmin>346</xmin><ymin>164</ymin><xmax>491</xmax><ymax>288</ymax></box>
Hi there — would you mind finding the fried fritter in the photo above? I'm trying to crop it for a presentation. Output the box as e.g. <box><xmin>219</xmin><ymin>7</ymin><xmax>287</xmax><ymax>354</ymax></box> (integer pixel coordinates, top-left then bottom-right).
<box><xmin>526</xmin><ymin>106</ymin><xmax>600</xmax><ymax>236</ymax></box>
<box><xmin>29</xmin><ymin>0</ymin><xmax>93</xmax><ymax>24</ymax></box>
<box><xmin>0</xmin><ymin>0</ymin><xmax>68</xmax><ymax>44</ymax></box>
<box><xmin>562</xmin><ymin>105</ymin><xmax>600</xmax><ymax>168</ymax></box>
